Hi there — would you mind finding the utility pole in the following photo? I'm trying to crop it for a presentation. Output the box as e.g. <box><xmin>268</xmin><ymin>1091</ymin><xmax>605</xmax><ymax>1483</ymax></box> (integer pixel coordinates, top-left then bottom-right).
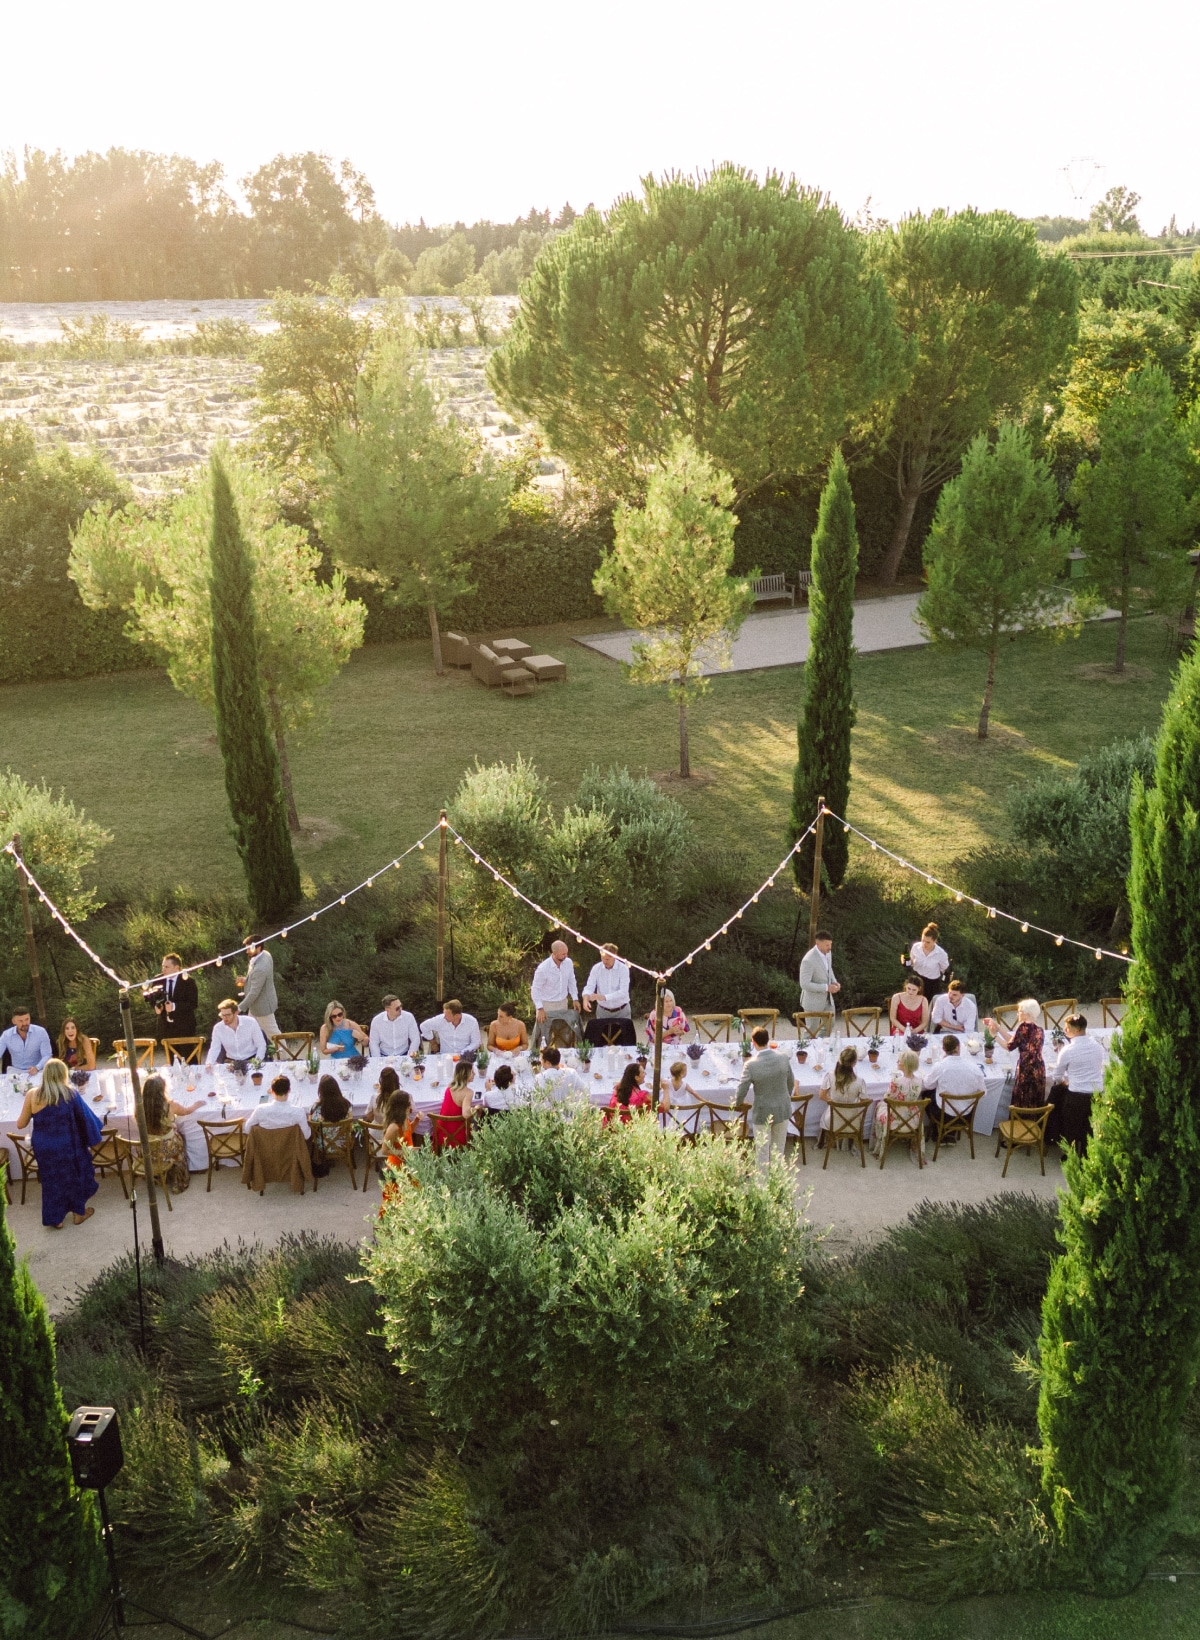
<box><xmin>11</xmin><ymin>834</ymin><xmax>47</xmax><ymax>1024</ymax></box>
<box><xmin>807</xmin><ymin>797</ymin><xmax>826</xmax><ymax>952</ymax></box>
<box><xmin>119</xmin><ymin>990</ymin><xmax>166</xmax><ymax>1267</ymax></box>
<box><xmin>651</xmin><ymin>980</ymin><xmax>666</xmax><ymax>1109</ymax></box>
<box><xmin>436</xmin><ymin>810</ymin><xmax>448</xmax><ymax>1004</ymax></box>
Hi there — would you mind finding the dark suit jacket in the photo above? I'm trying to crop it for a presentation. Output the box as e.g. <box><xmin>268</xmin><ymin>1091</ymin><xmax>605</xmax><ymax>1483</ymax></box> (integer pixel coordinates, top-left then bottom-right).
<box><xmin>147</xmin><ymin>974</ymin><xmax>199</xmax><ymax>1041</ymax></box>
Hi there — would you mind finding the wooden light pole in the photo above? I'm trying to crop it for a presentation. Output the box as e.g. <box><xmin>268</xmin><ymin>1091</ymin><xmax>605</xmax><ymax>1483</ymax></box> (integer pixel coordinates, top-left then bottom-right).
<box><xmin>807</xmin><ymin>797</ymin><xmax>827</xmax><ymax>952</ymax></box>
<box><xmin>651</xmin><ymin>979</ymin><xmax>666</xmax><ymax>1109</ymax></box>
<box><xmin>436</xmin><ymin>810</ymin><xmax>448</xmax><ymax>1004</ymax></box>
<box><xmin>11</xmin><ymin>834</ymin><xmax>47</xmax><ymax>1025</ymax></box>
<box><xmin>119</xmin><ymin>989</ymin><xmax>166</xmax><ymax>1268</ymax></box>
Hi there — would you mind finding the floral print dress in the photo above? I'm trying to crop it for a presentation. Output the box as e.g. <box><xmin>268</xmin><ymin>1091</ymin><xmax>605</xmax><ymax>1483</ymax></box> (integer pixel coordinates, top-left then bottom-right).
<box><xmin>1009</xmin><ymin>1022</ymin><xmax>1047</xmax><ymax>1109</ymax></box>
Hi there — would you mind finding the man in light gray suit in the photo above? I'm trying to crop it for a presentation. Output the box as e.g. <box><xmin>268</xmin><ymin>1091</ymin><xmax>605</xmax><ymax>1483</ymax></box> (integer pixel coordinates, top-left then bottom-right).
<box><xmin>237</xmin><ymin>937</ymin><xmax>279</xmax><ymax>1039</ymax></box>
<box><xmin>798</xmin><ymin>930</ymin><xmax>840</xmax><ymax>1026</ymax></box>
<box><xmin>736</xmin><ymin>1027</ymin><xmax>796</xmax><ymax>1178</ymax></box>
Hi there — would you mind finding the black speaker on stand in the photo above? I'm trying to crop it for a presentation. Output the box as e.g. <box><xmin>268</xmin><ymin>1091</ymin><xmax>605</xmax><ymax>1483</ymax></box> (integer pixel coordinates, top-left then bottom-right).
<box><xmin>67</xmin><ymin>1408</ymin><xmax>204</xmax><ymax>1639</ymax></box>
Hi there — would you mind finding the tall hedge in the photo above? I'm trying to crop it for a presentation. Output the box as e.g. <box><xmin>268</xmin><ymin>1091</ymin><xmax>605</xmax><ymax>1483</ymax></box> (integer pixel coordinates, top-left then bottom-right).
<box><xmin>209</xmin><ymin>454</ymin><xmax>300</xmax><ymax>920</ymax></box>
<box><xmin>791</xmin><ymin>449</ymin><xmax>859</xmax><ymax>888</ymax></box>
<box><xmin>0</xmin><ymin>1190</ymin><xmax>104</xmax><ymax>1634</ymax></box>
<box><xmin>1037</xmin><ymin>642</ymin><xmax>1200</xmax><ymax>1587</ymax></box>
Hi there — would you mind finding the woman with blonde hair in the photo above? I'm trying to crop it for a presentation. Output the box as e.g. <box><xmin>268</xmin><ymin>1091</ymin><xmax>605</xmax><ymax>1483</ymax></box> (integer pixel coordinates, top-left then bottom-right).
<box><xmin>57</xmin><ymin>1018</ymin><xmax>96</xmax><ymax>1071</ymax></box>
<box><xmin>818</xmin><ymin>1044</ymin><xmax>867</xmax><ymax>1133</ymax></box>
<box><xmin>15</xmin><ymin>1058</ymin><xmax>103</xmax><ymax>1228</ymax></box>
<box><xmin>319</xmin><ymin>1000</ymin><xmax>369</xmax><ymax>1058</ymax></box>
<box><xmin>985</xmin><ymin>999</ymin><xmax>1046</xmax><ymax>1110</ymax></box>
<box><xmin>433</xmin><ymin>1058</ymin><xmax>478</xmax><ymax>1149</ymax></box>
<box><xmin>645</xmin><ymin>990</ymin><xmax>689</xmax><ymax>1044</ymax></box>
<box><xmin>871</xmin><ymin>1049</ymin><xmax>924</xmax><ymax>1159</ymax></box>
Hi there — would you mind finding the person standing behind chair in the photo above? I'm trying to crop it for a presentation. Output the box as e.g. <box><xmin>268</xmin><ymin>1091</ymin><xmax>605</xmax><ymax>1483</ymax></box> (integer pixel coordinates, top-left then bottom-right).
<box><xmin>15</xmin><ymin>1059</ymin><xmax>101</xmax><ymax>1229</ymax></box>
<box><xmin>530</xmin><ymin>941</ymin><xmax>579</xmax><ymax>1049</ymax></box>
<box><xmin>237</xmin><ymin>938</ymin><xmax>279</xmax><ymax>1038</ymax></box>
<box><xmin>736</xmin><ymin>1027</ymin><xmax>795</xmax><ymax>1178</ymax></box>
<box><xmin>146</xmin><ymin>953</ymin><xmax>199</xmax><ymax>1043</ymax></box>
<box><xmin>909</xmin><ymin>924</ymin><xmax>950</xmax><ymax>1001</ymax></box>
<box><xmin>369</xmin><ymin>995</ymin><xmax>421</xmax><ymax>1059</ymax></box>
<box><xmin>799</xmin><ymin>932</ymin><xmax>840</xmax><ymax>1021</ymax></box>
<box><xmin>583</xmin><ymin>944</ymin><xmax>635</xmax><ymax>1043</ymax></box>
<box><xmin>0</xmin><ymin>1006</ymin><xmax>53</xmax><ymax>1073</ymax></box>
<box><xmin>1051</xmin><ymin>1014</ymin><xmax>1105</xmax><ymax>1153</ymax></box>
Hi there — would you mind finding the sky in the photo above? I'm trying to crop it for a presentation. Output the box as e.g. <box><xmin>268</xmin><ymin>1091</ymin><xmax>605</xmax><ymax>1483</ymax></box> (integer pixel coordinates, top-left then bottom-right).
<box><xmin>4</xmin><ymin>0</ymin><xmax>1197</xmax><ymax>234</ymax></box>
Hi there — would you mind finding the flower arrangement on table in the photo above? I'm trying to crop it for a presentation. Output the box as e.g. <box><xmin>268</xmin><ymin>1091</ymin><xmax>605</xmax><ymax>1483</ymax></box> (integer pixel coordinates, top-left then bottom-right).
<box><xmin>70</xmin><ymin>1067</ymin><xmax>90</xmax><ymax>1089</ymax></box>
<box><xmin>867</xmin><ymin>1034</ymin><xmax>883</xmax><ymax>1063</ymax></box>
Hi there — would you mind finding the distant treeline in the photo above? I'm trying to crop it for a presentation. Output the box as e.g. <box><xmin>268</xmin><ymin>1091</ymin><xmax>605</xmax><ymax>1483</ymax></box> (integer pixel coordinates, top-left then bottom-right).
<box><xmin>0</xmin><ymin>146</ymin><xmax>582</xmax><ymax>301</ymax></box>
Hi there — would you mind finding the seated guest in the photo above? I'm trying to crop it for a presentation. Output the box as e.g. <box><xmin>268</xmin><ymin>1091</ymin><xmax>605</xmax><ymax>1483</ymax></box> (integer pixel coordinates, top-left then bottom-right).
<box><xmin>141</xmin><ymin>1074</ymin><xmax>201</xmax><ymax>1192</ymax></box>
<box><xmin>665</xmin><ymin>1060</ymin><xmax>694</xmax><ymax>1109</ymax></box>
<box><xmin>378</xmin><ymin>1088</ymin><xmax>419</xmax><ymax>1213</ymax></box>
<box><xmin>369</xmin><ymin>994</ymin><xmax>421</xmax><ymax>1059</ymax></box>
<box><xmin>420</xmin><ymin>1000</ymin><xmax>481</xmax><ymax>1056</ymax></box>
<box><xmin>1052</xmin><ymin>1015</ymin><xmax>1105</xmax><ymax>1155</ymax></box>
<box><xmin>15</xmin><ymin>1058</ymin><xmax>102</xmax><ymax>1228</ymax></box>
<box><xmin>889</xmin><ymin>977</ymin><xmax>929</xmax><ymax>1036</ymax></box>
<box><xmin>312</xmin><ymin>1073</ymin><xmax>352</xmax><ymax>1124</ymax></box>
<box><xmin>819</xmin><ymin>1045</ymin><xmax>866</xmax><ymax>1133</ymax></box>
<box><xmin>871</xmin><ymin>1050</ymin><xmax>923</xmax><ymax>1158</ymax></box>
<box><xmin>920</xmin><ymin>1034</ymin><xmax>985</xmax><ymax>1134</ymax></box>
<box><xmin>645</xmin><ymin>990</ymin><xmax>689</xmax><ymax>1044</ymax></box>
<box><xmin>604</xmin><ymin>1061</ymin><xmax>651</xmax><ymax>1126</ymax></box>
<box><xmin>487</xmin><ymin>1064</ymin><xmax>516</xmax><ymax>1095</ymax></box>
<box><xmin>929</xmin><ymin>980</ymin><xmax>977</xmax><ymax>1035</ymax></box>
<box><xmin>320</xmin><ymin>1001</ymin><xmax>369</xmax><ymax>1058</ymax></box>
<box><xmin>366</xmin><ymin>1066</ymin><xmax>400</xmax><ymax>1124</ymax></box>
<box><xmin>205</xmin><ymin>1000</ymin><xmax>268</xmax><ymax>1067</ymax></box>
<box><xmin>434</xmin><ymin>1060</ymin><xmax>479</xmax><ymax>1148</ymax></box>
<box><xmin>57</xmin><ymin>1018</ymin><xmax>96</xmax><ymax>1071</ymax></box>
<box><xmin>534</xmin><ymin>1045</ymin><xmax>586</xmax><ymax>1101</ymax></box>
<box><xmin>487</xmin><ymin>1002</ymin><xmax>528</xmax><ymax>1053</ymax></box>
<box><xmin>1</xmin><ymin>1005</ymin><xmax>53</xmax><ymax>1073</ymax></box>
<box><xmin>244</xmin><ymin>1074</ymin><xmax>310</xmax><ymax>1139</ymax></box>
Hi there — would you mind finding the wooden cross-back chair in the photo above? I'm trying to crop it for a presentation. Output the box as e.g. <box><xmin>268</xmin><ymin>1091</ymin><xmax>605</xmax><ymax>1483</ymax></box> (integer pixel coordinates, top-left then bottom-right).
<box><xmin>991</xmin><ymin>1004</ymin><xmax>1021</xmax><ymax>1033</ymax></box>
<box><xmin>737</xmin><ymin>1009</ymin><xmax>779</xmax><ymax>1036</ymax></box>
<box><xmin>697</xmin><ymin>1099</ymin><xmax>748</xmax><ymax>1142</ymax></box>
<box><xmin>112</xmin><ymin>1038</ymin><xmax>156</xmax><ymax>1069</ymax></box>
<box><xmin>430</xmin><ymin>1111</ymin><xmax>472</xmax><ymax>1153</ymax></box>
<box><xmin>660</xmin><ymin>1099</ymin><xmax>706</xmax><ymax>1143</ymax></box>
<box><xmin>359</xmin><ymin>1121</ymin><xmax>388</xmax><ymax>1188</ymax></box>
<box><xmin>692</xmin><ymin>1013</ymin><xmax>735</xmax><ymax>1043</ymax></box>
<box><xmin>163</xmin><ymin>1037</ymin><xmax>204</xmax><ymax>1065</ymax></box>
<box><xmin>114</xmin><ymin>1133</ymin><xmax>174</xmax><ymax>1209</ymax></box>
<box><xmin>271</xmin><ymin>1031</ymin><xmax>315</xmax><ymax>1062</ymax></box>
<box><xmin>0</xmin><ymin>1154</ymin><xmax>8</xmax><ymax>1207</ymax></box>
<box><xmin>822</xmin><ymin>1100</ymin><xmax>871</xmax><ymax>1169</ymax></box>
<box><xmin>995</xmin><ymin>1103</ymin><xmax>1054</xmax><ymax>1177</ymax></box>
<box><xmin>878</xmin><ymin>1098</ymin><xmax>928</xmax><ymax>1170</ymax></box>
<box><xmin>1041</xmin><ymin>998</ymin><xmax>1079</xmax><ymax>1031</ymax></box>
<box><xmin>196</xmin><ymin>1117</ymin><xmax>245</xmax><ymax>1191</ymax></box>
<box><xmin>7</xmin><ymin>1134</ymin><xmax>38</xmax><ymax>1205</ymax></box>
<box><xmin>789</xmin><ymin>1092</ymin><xmax>813</xmax><ymax>1166</ymax></box>
<box><xmin>841</xmin><ymin>1007</ymin><xmax>881</xmax><ymax>1038</ymax></box>
<box><xmin>547</xmin><ymin>1018</ymin><xmax>577</xmax><ymax>1050</ymax></box>
<box><xmin>1100</xmin><ymin>997</ymin><xmax>1127</xmax><ymax>1028</ymax></box>
<box><xmin>932</xmin><ymin>1091</ymin><xmax>985</xmax><ymax>1161</ymax></box>
<box><xmin>794</xmin><ymin>1011</ymin><xmax>834</xmax><ymax>1039</ymax></box>
<box><xmin>89</xmin><ymin>1127</ymin><xmax>129</xmax><ymax>1198</ymax></box>
<box><xmin>597</xmin><ymin>1022</ymin><xmax>629</xmax><ymax>1046</ymax></box>
<box><xmin>310</xmin><ymin>1117</ymin><xmax>359</xmax><ymax>1189</ymax></box>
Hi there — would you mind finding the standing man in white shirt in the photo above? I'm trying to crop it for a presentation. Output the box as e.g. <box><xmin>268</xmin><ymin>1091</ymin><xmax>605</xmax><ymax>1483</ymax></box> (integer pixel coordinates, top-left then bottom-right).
<box><xmin>530</xmin><ymin>940</ymin><xmax>579</xmax><ymax>1049</ymax></box>
<box><xmin>920</xmin><ymin>1034</ymin><xmax>986</xmax><ymax>1139</ymax></box>
<box><xmin>582</xmin><ymin>943</ymin><xmax>635</xmax><ymax>1045</ymax></box>
<box><xmin>419</xmin><ymin>1000</ymin><xmax>481</xmax><ymax>1056</ymax></box>
<box><xmin>1051</xmin><ymin>1014</ymin><xmax>1106</xmax><ymax>1155</ymax></box>
<box><xmin>369</xmin><ymin>994</ymin><xmax>422</xmax><ymax>1058</ymax></box>
<box><xmin>206</xmin><ymin>999</ymin><xmax>269</xmax><ymax>1067</ymax></box>
<box><xmin>798</xmin><ymin>932</ymin><xmax>840</xmax><ymax>1023</ymax></box>
<box><xmin>929</xmin><ymin>980</ymin><xmax>978</xmax><ymax>1035</ymax></box>
<box><xmin>237</xmin><ymin>938</ymin><xmax>280</xmax><ymax>1039</ymax></box>
<box><xmin>243</xmin><ymin>1074</ymin><xmax>310</xmax><ymax>1138</ymax></box>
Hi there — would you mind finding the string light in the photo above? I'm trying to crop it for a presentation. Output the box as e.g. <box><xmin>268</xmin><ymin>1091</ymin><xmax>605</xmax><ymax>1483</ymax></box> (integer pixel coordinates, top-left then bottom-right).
<box><xmin>1021</xmin><ymin>923</ymin><xmax>1029</xmax><ymax>933</ymax></box>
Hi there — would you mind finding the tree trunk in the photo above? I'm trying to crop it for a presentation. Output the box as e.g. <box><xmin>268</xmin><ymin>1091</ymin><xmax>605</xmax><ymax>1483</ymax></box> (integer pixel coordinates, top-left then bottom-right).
<box><xmin>978</xmin><ymin>642</ymin><xmax>998</xmax><ymax>739</ymax></box>
<box><xmin>878</xmin><ymin>433</ymin><xmax>932</xmax><ymax>586</ymax></box>
<box><xmin>428</xmin><ymin>598</ymin><xmax>444</xmax><ymax>675</ymax></box>
<box><xmin>268</xmin><ymin>687</ymin><xmax>301</xmax><ymax>832</ymax></box>
<box><xmin>679</xmin><ymin>693</ymin><xmax>690</xmax><ymax>779</ymax></box>
<box><xmin>1115</xmin><ymin>572</ymin><xmax>1130</xmax><ymax>674</ymax></box>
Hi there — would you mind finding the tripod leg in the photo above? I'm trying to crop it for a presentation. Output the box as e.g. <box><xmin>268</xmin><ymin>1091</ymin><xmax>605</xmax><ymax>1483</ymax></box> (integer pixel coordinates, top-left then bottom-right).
<box><xmin>97</xmin><ymin>1487</ymin><xmax>125</xmax><ymax>1634</ymax></box>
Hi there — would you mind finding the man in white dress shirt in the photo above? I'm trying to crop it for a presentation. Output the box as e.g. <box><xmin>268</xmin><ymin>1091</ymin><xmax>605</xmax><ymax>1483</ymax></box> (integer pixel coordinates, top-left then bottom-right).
<box><xmin>533</xmin><ymin>1045</ymin><xmax>587</xmax><ymax>1101</ymax></box>
<box><xmin>205</xmin><ymin>999</ymin><xmax>269</xmax><ymax>1067</ymax></box>
<box><xmin>419</xmin><ymin>1000</ymin><xmax>481</xmax><ymax>1056</ymax></box>
<box><xmin>920</xmin><ymin>1034</ymin><xmax>986</xmax><ymax>1135</ymax></box>
<box><xmin>798</xmin><ymin>932</ymin><xmax>840</xmax><ymax>1020</ymax></box>
<box><xmin>530</xmin><ymin>940</ymin><xmax>579</xmax><ymax>1049</ymax></box>
<box><xmin>1051</xmin><ymin>1014</ymin><xmax>1106</xmax><ymax>1154</ymax></box>
<box><xmin>369</xmin><ymin>994</ymin><xmax>422</xmax><ymax>1058</ymax></box>
<box><xmin>582</xmin><ymin>943</ymin><xmax>635</xmax><ymax>1045</ymax></box>
<box><xmin>243</xmin><ymin>1073</ymin><xmax>311</xmax><ymax>1138</ymax></box>
<box><xmin>930</xmin><ymin>981</ymin><xmax>978</xmax><ymax>1035</ymax></box>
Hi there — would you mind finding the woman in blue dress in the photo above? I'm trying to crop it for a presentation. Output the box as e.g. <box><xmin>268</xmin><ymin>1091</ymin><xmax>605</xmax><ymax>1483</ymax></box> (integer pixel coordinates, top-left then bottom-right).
<box><xmin>319</xmin><ymin>1000</ymin><xmax>369</xmax><ymax>1059</ymax></box>
<box><xmin>15</xmin><ymin>1058</ymin><xmax>102</xmax><ymax>1229</ymax></box>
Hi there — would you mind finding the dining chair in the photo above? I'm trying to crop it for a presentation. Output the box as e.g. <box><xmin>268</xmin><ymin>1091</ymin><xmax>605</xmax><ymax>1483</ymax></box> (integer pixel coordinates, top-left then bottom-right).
<box><xmin>196</xmin><ymin>1117</ymin><xmax>246</xmax><ymax>1191</ymax></box>
<box><xmin>1100</xmin><ymin>997</ymin><xmax>1127</xmax><ymax>1028</ymax></box>
<box><xmin>878</xmin><ymin>1098</ymin><xmax>928</xmax><ymax>1170</ymax></box>
<box><xmin>991</xmin><ymin>1005</ymin><xmax>1021</xmax><ymax>1033</ymax></box>
<box><xmin>794</xmin><ymin>1011</ymin><xmax>834</xmax><ymax>1039</ymax></box>
<box><xmin>310</xmin><ymin>1117</ymin><xmax>359</xmax><ymax>1189</ymax></box>
<box><xmin>932</xmin><ymin>1091</ymin><xmax>985</xmax><ymax>1160</ymax></box>
<box><xmin>737</xmin><ymin>1009</ymin><xmax>779</xmax><ymax>1036</ymax></box>
<box><xmin>163</xmin><ymin>1037</ymin><xmax>205</xmax><ymax>1065</ymax></box>
<box><xmin>89</xmin><ymin>1126</ymin><xmax>130</xmax><ymax>1198</ymax></box>
<box><xmin>1041</xmin><ymin>999</ymin><xmax>1079</xmax><ymax>1031</ymax></box>
<box><xmin>788</xmin><ymin>1093</ymin><xmax>813</xmax><ymax>1165</ymax></box>
<box><xmin>692</xmin><ymin>1014</ymin><xmax>735</xmax><ymax>1043</ymax></box>
<box><xmin>822</xmin><ymin>1100</ymin><xmax>871</xmax><ymax>1169</ymax></box>
<box><xmin>8</xmin><ymin>1134</ymin><xmax>38</xmax><ymax>1205</ymax></box>
<box><xmin>114</xmin><ymin>1133</ymin><xmax>173</xmax><ymax>1209</ymax></box>
<box><xmin>112</xmin><ymin>1038</ymin><xmax>156</xmax><ymax>1069</ymax></box>
<box><xmin>271</xmin><ymin>1031</ymin><xmax>315</xmax><ymax>1061</ymax></box>
<box><xmin>995</xmin><ymin>1104</ymin><xmax>1055</xmax><ymax>1177</ymax></box>
<box><xmin>841</xmin><ymin>1007</ymin><xmax>881</xmax><ymax>1038</ymax></box>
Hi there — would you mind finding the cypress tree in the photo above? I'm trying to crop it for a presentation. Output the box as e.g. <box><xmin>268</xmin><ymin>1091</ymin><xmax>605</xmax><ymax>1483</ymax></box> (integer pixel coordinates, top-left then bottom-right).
<box><xmin>0</xmin><ymin>1190</ymin><xmax>104</xmax><ymax>1634</ymax></box>
<box><xmin>1037</xmin><ymin>642</ymin><xmax>1200</xmax><ymax>1587</ymax></box>
<box><xmin>790</xmin><ymin>448</ymin><xmax>858</xmax><ymax>888</ymax></box>
<box><xmin>209</xmin><ymin>454</ymin><xmax>300</xmax><ymax>920</ymax></box>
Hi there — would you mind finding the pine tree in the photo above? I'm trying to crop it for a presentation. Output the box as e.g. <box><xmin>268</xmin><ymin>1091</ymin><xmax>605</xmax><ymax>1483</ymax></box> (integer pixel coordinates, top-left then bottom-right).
<box><xmin>209</xmin><ymin>454</ymin><xmax>300</xmax><ymax>919</ymax></box>
<box><xmin>791</xmin><ymin>449</ymin><xmax>858</xmax><ymax>887</ymax></box>
<box><xmin>1037</xmin><ymin>641</ymin><xmax>1200</xmax><ymax>1587</ymax></box>
<box><xmin>0</xmin><ymin>1190</ymin><xmax>103</xmax><ymax>1634</ymax></box>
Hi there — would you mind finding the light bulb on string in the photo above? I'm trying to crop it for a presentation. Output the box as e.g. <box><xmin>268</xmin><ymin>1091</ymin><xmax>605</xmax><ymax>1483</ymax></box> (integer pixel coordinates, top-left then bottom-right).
<box><xmin>279</xmin><ymin>928</ymin><xmax>287</xmax><ymax>939</ymax></box>
<box><xmin>418</xmin><ymin>842</ymin><xmax>425</xmax><ymax>851</ymax></box>
<box><xmin>704</xmin><ymin>942</ymin><xmax>712</xmax><ymax>952</ymax></box>
<box><xmin>1055</xmin><ymin>936</ymin><xmax>1063</xmax><ymax>947</ymax></box>
<box><xmin>1095</xmin><ymin>948</ymin><xmax>1103</xmax><ymax>960</ymax></box>
<box><xmin>1021</xmin><ymin>923</ymin><xmax>1029</xmax><ymax>933</ymax></box>
<box><xmin>310</xmin><ymin>914</ymin><xmax>317</xmax><ymax>922</ymax></box>
<box><xmin>955</xmin><ymin>893</ymin><xmax>963</xmax><ymax>903</ymax></box>
<box><xmin>843</xmin><ymin>823</ymin><xmax>851</xmax><ymax>833</ymax></box>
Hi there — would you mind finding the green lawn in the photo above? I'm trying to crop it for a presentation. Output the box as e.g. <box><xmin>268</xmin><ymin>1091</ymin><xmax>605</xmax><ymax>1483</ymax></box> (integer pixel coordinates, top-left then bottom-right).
<box><xmin>0</xmin><ymin>613</ymin><xmax>1175</xmax><ymax>901</ymax></box>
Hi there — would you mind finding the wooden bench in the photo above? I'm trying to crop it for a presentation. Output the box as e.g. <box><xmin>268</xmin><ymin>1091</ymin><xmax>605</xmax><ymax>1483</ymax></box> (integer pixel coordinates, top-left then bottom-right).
<box><xmin>752</xmin><ymin>573</ymin><xmax>796</xmax><ymax>606</ymax></box>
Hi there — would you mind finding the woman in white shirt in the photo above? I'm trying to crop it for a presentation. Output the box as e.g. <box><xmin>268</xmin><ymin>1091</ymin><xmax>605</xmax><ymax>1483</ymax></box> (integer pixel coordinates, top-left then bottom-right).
<box><xmin>909</xmin><ymin>923</ymin><xmax>950</xmax><ymax>1000</ymax></box>
<box><xmin>819</xmin><ymin>1045</ymin><xmax>867</xmax><ymax>1131</ymax></box>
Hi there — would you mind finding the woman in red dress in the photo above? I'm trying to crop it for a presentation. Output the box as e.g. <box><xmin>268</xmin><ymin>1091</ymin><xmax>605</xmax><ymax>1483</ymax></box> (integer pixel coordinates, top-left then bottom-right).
<box><xmin>986</xmin><ymin>1000</ymin><xmax>1047</xmax><ymax>1109</ymax></box>
<box><xmin>434</xmin><ymin>1059</ymin><xmax>477</xmax><ymax>1149</ymax></box>
<box><xmin>604</xmin><ymin>1061</ymin><xmax>651</xmax><ymax>1126</ymax></box>
<box><xmin>889</xmin><ymin>977</ymin><xmax>929</xmax><ymax>1036</ymax></box>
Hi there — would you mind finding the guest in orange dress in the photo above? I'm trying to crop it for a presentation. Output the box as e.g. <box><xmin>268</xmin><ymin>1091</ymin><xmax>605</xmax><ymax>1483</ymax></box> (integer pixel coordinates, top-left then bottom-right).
<box><xmin>379</xmin><ymin>1088</ymin><xmax>418</xmax><ymax>1214</ymax></box>
<box><xmin>487</xmin><ymin>1002</ymin><xmax>528</xmax><ymax>1053</ymax></box>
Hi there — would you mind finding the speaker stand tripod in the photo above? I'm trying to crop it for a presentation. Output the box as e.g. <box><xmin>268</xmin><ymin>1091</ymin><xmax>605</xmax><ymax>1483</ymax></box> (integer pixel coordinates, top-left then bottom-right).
<box><xmin>90</xmin><ymin>1485</ymin><xmax>206</xmax><ymax>1640</ymax></box>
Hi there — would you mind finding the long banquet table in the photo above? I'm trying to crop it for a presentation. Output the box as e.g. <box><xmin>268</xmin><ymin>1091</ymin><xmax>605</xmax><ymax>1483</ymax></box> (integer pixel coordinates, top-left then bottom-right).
<box><xmin>0</xmin><ymin>1028</ymin><xmax>1121</xmax><ymax>1175</ymax></box>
